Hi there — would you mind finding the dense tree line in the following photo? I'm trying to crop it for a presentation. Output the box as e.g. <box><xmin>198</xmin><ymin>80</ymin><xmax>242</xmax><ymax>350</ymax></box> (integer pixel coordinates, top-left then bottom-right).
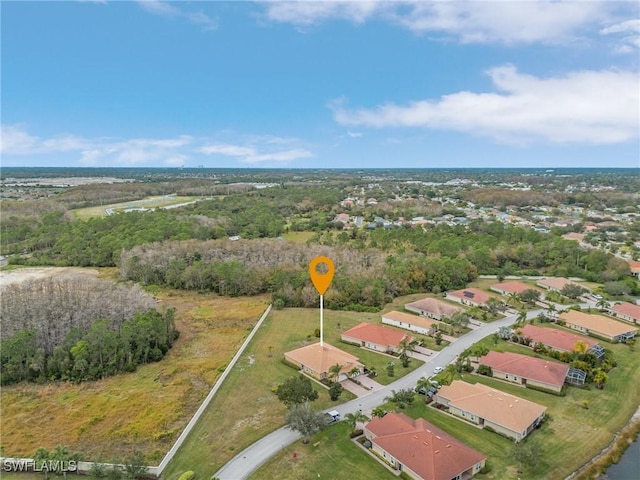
<box><xmin>1</xmin><ymin>277</ymin><xmax>156</xmax><ymax>352</ymax></box>
<box><xmin>1</xmin><ymin>308</ymin><xmax>177</xmax><ymax>385</ymax></box>
<box><xmin>1</xmin><ymin>185</ymin><xmax>342</xmax><ymax>259</ymax></box>
<box><xmin>119</xmin><ymin>239</ymin><xmax>477</xmax><ymax>310</ymax></box>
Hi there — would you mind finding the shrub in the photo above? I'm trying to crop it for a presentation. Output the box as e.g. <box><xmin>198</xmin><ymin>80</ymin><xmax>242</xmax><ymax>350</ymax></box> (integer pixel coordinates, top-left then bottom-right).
<box><xmin>477</xmin><ymin>364</ymin><xmax>493</xmax><ymax>376</ymax></box>
<box><xmin>350</xmin><ymin>429</ymin><xmax>363</xmax><ymax>438</ymax></box>
<box><xmin>178</xmin><ymin>472</ymin><xmax>195</xmax><ymax>480</ymax></box>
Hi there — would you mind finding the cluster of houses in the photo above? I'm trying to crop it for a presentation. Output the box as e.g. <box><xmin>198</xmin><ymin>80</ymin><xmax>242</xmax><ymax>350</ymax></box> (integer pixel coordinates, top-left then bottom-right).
<box><xmin>282</xmin><ymin>277</ymin><xmax>638</xmax><ymax>480</ymax></box>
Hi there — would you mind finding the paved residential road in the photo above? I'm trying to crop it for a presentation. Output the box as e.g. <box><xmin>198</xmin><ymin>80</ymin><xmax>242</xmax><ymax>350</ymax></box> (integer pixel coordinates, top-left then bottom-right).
<box><xmin>214</xmin><ymin>309</ymin><xmax>543</xmax><ymax>480</ymax></box>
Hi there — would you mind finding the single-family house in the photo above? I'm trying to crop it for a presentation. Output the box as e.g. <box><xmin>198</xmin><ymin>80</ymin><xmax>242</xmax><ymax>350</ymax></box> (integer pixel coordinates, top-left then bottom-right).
<box><xmin>364</xmin><ymin>413</ymin><xmax>487</xmax><ymax>480</ymax></box>
<box><xmin>479</xmin><ymin>351</ymin><xmax>569</xmax><ymax>393</ymax></box>
<box><xmin>434</xmin><ymin>380</ymin><xmax>547</xmax><ymax>442</ymax></box>
<box><xmin>536</xmin><ymin>277</ymin><xmax>590</xmax><ymax>293</ymax></box>
<box><xmin>341</xmin><ymin>322</ymin><xmax>414</xmax><ymax>354</ymax></box>
<box><xmin>490</xmin><ymin>281</ymin><xmax>542</xmax><ymax>297</ymax></box>
<box><xmin>627</xmin><ymin>260</ymin><xmax>640</xmax><ymax>280</ymax></box>
<box><xmin>381</xmin><ymin>311</ymin><xmax>440</xmax><ymax>336</ymax></box>
<box><xmin>559</xmin><ymin>310</ymin><xmax>638</xmax><ymax>343</ymax></box>
<box><xmin>608</xmin><ymin>302</ymin><xmax>640</xmax><ymax>325</ymax></box>
<box><xmin>334</xmin><ymin>213</ymin><xmax>350</xmax><ymax>224</ymax></box>
<box><xmin>404</xmin><ymin>297</ymin><xmax>463</xmax><ymax>320</ymax></box>
<box><xmin>445</xmin><ymin>288</ymin><xmax>494</xmax><ymax>308</ymax></box>
<box><xmin>284</xmin><ymin>342</ymin><xmax>364</xmax><ymax>382</ymax></box>
<box><xmin>519</xmin><ymin>324</ymin><xmax>599</xmax><ymax>354</ymax></box>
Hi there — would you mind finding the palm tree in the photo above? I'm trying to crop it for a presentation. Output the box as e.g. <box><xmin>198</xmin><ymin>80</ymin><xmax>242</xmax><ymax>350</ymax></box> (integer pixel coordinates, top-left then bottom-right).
<box><xmin>328</xmin><ymin>363</ymin><xmax>342</xmax><ymax>384</ymax></box>
<box><xmin>546</xmin><ymin>303</ymin><xmax>557</xmax><ymax>319</ymax></box>
<box><xmin>415</xmin><ymin>376</ymin><xmax>430</xmax><ymax>394</ymax></box>
<box><xmin>596</xmin><ymin>299</ymin><xmax>610</xmax><ymax>311</ymax></box>
<box><xmin>398</xmin><ymin>336</ymin><xmax>417</xmax><ymax>367</ymax></box>
<box><xmin>506</xmin><ymin>292</ymin><xmax>520</xmax><ymax>307</ymax></box>
<box><xmin>593</xmin><ymin>369</ymin><xmax>608</xmax><ymax>390</ymax></box>
<box><xmin>344</xmin><ymin>411</ymin><xmax>369</xmax><ymax>433</ymax></box>
<box><xmin>516</xmin><ymin>310</ymin><xmax>528</xmax><ymax>325</ymax></box>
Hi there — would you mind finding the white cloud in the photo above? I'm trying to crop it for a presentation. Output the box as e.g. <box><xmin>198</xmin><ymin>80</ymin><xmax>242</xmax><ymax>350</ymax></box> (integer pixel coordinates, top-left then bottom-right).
<box><xmin>199</xmin><ymin>144</ymin><xmax>257</xmax><ymax>156</ymax></box>
<box><xmin>264</xmin><ymin>1</ymin><xmax>382</xmax><ymax>27</ymax></box>
<box><xmin>332</xmin><ymin>65</ymin><xmax>640</xmax><ymax>145</ymax></box>
<box><xmin>245</xmin><ymin>148</ymin><xmax>314</xmax><ymax>163</ymax></box>
<box><xmin>261</xmin><ymin>1</ymin><xmax>634</xmax><ymax>45</ymax></box>
<box><xmin>1</xmin><ymin>125</ymin><xmax>89</xmax><ymax>154</ymax></box>
<box><xmin>1</xmin><ymin>125</ymin><xmax>196</xmax><ymax>166</ymax></box>
<box><xmin>1</xmin><ymin>125</ymin><xmax>315</xmax><ymax>166</ymax></box>
<box><xmin>135</xmin><ymin>0</ymin><xmax>216</xmax><ymax>30</ymax></box>
<box><xmin>600</xmin><ymin>19</ymin><xmax>640</xmax><ymax>53</ymax></box>
<box><xmin>199</xmin><ymin>141</ymin><xmax>313</xmax><ymax>164</ymax></box>
<box><xmin>347</xmin><ymin>131</ymin><xmax>363</xmax><ymax>138</ymax></box>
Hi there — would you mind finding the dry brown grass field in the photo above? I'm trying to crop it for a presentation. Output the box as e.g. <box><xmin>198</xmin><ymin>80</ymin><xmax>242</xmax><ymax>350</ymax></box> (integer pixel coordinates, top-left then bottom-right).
<box><xmin>0</xmin><ymin>283</ymin><xmax>270</xmax><ymax>464</ymax></box>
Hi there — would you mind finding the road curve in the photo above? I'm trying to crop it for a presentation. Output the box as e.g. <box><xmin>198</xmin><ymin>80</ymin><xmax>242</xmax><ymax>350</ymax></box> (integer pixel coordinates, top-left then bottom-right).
<box><xmin>214</xmin><ymin>310</ymin><xmax>536</xmax><ymax>480</ymax></box>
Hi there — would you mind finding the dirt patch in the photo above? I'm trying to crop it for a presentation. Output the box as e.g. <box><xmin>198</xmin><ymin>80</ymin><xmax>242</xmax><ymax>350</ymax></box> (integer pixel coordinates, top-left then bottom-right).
<box><xmin>0</xmin><ymin>267</ymin><xmax>100</xmax><ymax>288</ymax></box>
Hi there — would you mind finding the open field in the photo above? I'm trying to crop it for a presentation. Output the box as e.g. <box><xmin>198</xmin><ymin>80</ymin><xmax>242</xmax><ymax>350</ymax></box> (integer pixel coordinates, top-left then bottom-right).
<box><xmin>162</xmin><ymin>307</ymin><xmax>424</xmax><ymax>479</ymax></box>
<box><xmin>251</xmin><ymin>333</ymin><xmax>640</xmax><ymax>480</ymax></box>
<box><xmin>0</xmin><ymin>285</ymin><xmax>270</xmax><ymax>463</ymax></box>
<box><xmin>281</xmin><ymin>230</ymin><xmax>315</xmax><ymax>243</ymax></box>
<box><xmin>71</xmin><ymin>196</ymin><xmax>199</xmax><ymax>219</ymax></box>
<box><xmin>248</xmin><ymin>422</ymin><xmax>398</xmax><ymax>480</ymax></box>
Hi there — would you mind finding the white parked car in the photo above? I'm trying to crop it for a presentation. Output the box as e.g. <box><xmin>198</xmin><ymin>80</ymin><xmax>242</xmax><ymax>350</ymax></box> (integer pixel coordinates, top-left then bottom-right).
<box><xmin>433</xmin><ymin>366</ymin><xmax>444</xmax><ymax>374</ymax></box>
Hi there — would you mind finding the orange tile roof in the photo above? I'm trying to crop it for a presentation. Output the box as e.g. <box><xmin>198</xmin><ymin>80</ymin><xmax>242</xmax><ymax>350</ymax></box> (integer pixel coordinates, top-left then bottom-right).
<box><xmin>490</xmin><ymin>281</ymin><xmax>541</xmax><ymax>295</ymax></box>
<box><xmin>365</xmin><ymin>413</ymin><xmax>486</xmax><ymax>480</ymax></box>
<box><xmin>405</xmin><ymin>297</ymin><xmax>462</xmax><ymax>317</ymax></box>
<box><xmin>560</xmin><ymin>310</ymin><xmax>638</xmax><ymax>338</ymax></box>
<box><xmin>628</xmin><ymin>260</ymin><xmax>640</xmax><ymax>274</ymax></box>
<box><xmin>537</xmin><ymin>277</ymin><xmax>588</xmax><ymax>291</ymax></box>
<box><xmin>382</xmin><ymin>310</ymin><xmax>439</xmax><ymax>329</ymax></box>
<box><xmin>341</xmin><ymin>322</ymin><xmax>412</xmax><ymax>348</ymax></box>
<box><xmin>437</xmin><ymin>381</ymin><xmax>547</xmax><ymax>433</ymax></box>
<box><xmin>479</xmin><ymin>351</ymin><xmax>569</xmax><ymax>389</ymax></box>
<box><xmin>611</xmin><ymin>302</ymin><xmax>640</xmax><ymax>321</ymax></box>
<box><xmin>284</xmin><ymin>342</ymin><xmax>362</xmax><ymax>375</ymax></box>
<box><xmin>520</xmin><ymin>324</ymin><xmax>597</xmax><ymax>352</ymax></box>
<box><xmin>446</xmin><ymin>288</ymin><xmax>494</xmax><ymax>305</ymax></box>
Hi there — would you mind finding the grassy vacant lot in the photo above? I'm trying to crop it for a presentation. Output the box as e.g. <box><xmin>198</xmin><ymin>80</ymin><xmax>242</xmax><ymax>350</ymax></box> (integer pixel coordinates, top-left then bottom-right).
<box><xmin>163</xmin><ymin>307</ymin><xmax>424</xmax><ymax>479</ymax></box>
<box><xmin>248</xmin><ymin>422</ymin><xmax>398</xmax><ymax>480</ymax></box>
<box><xmin>281</xmin><ymin>230</ymin><xmax>316</xmax><ymax>243</ymax></box>
<box><xmin>252</xmin><ymin>334</ymin><xmax>639</xmax><ymax>480</ymax></box>
<box><xmin>71</xmin><ymin>196</ymin><xmax>199</xmax><ymax>219</ymax></box>
<box><xmin>0</xmin><ymin>289</ymin><xmax>269</xmax><ymax>463</ymax></box>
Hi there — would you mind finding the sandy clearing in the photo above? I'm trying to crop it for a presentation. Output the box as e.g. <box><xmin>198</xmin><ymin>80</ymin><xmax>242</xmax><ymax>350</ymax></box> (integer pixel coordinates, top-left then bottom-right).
<box><xmin>0</xmin><ymin>267</ymin><xmax>100</xmax><ymax>288</ymax></box>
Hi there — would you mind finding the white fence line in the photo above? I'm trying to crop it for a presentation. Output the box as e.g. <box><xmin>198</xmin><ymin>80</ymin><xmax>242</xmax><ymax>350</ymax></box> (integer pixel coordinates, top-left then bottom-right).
<box><xmin>1</xmin><ymin>304</ymin><xmax>273</xmax><ymax>479</ymax></box>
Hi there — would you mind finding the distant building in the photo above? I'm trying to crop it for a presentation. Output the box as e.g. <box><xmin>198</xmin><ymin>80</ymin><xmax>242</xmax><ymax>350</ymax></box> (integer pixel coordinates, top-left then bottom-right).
<box><xmin>536</xmin><ymin>277</ymin><xmax>589</xmax><ymax>293</ymax></box>
<box><xmin>519</xmin><ymin>324</ymin><xmax>600</xmax><ymax>355</ymax></box>
<box><xmin>284</xmin><ymin>342</ymin><xmax>363</xmax><ymax>382</ymax></box>
<box><xmin>479</xmin><ymin>351</ymin><xmax>569</xmax><ymax>393</ymax></box>
<box><xmin>434</xmin><ymin>380</ymin><xmax>547</xmax><ymax>442</ymax></box>
<box><xmin>404</xmin><ymin>297</ymin><xmax>462</xmax><ymax>320</ymax></box>
<box><xmin>608</xmin><ymin>302</ymin><xmax>640</xmax><ymax>325</ymax></box>
<box><xmin>381</xmin><ymin>311</ymin><xmax>440</xmax><ymax>336</ymax></box>
<box><xmin>559</xmin><ymin>310</ymin><xmax>637</xmax><ymax>343</ymax></box>
<box><xmin>627</xmin><ymin>260</ymin><xmax>640</xmax><ymax>280</ymax></box>
<box><xmin>364</xmin><ymin>413</ymin><xmax>487</xmax><ymax>480</ymax></box>
<box><xmin>490</xmin><ymin>281</ymin><xmax>542</xmax><ymax>296</ymax></box>
<box><xmin>341</xmin><ymin>322</ymin><xmax>413</xmax><ymax>354</ymax></box>
<box><xmin>445</xmin><ymin>288</ymin><xmax>494</xmax><ymax>308</ymax></box>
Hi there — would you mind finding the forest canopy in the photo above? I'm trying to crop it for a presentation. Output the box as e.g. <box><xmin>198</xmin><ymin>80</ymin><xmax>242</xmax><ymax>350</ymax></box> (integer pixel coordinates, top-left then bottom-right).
<box><xmin>0</xmin><ymin>277</ymin><xmax>177</xmax><ymax>385</ymax></box>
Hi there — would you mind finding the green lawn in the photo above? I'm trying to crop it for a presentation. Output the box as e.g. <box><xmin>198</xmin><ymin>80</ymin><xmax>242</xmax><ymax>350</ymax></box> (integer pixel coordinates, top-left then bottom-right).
<box><xmin>281</xmin><ymin>231</ymin><xmax>316</xmax><ymax>243</ymax></box>
<box><xmin>248</xmin><ymin>422</ymin><xmax>398</xmax><ymax>480</ymax></box>
<box><xmin>249</xmin><ymin>331</ymin><xmax>640</xmax><ymax>480</ymax></box>
<box><xmin>163</xmin><ymin>307</ymin><xmax>423</xmax><ymax>479</ymax></box>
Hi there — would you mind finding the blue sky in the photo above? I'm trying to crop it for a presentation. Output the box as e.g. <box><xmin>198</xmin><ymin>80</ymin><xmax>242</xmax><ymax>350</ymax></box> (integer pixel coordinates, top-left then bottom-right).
<box><xmin>2</xmin><ymin>1</ymin><xmax>639</xmax><ymax>168</ymax></box>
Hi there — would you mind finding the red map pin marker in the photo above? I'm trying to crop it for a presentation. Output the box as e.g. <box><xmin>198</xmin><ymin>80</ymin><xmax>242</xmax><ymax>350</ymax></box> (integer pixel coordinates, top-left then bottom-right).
<box><xmin>309</xmin><ymin>256</ymin><xmax>335</xmax><ymax>295</ymax></box>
